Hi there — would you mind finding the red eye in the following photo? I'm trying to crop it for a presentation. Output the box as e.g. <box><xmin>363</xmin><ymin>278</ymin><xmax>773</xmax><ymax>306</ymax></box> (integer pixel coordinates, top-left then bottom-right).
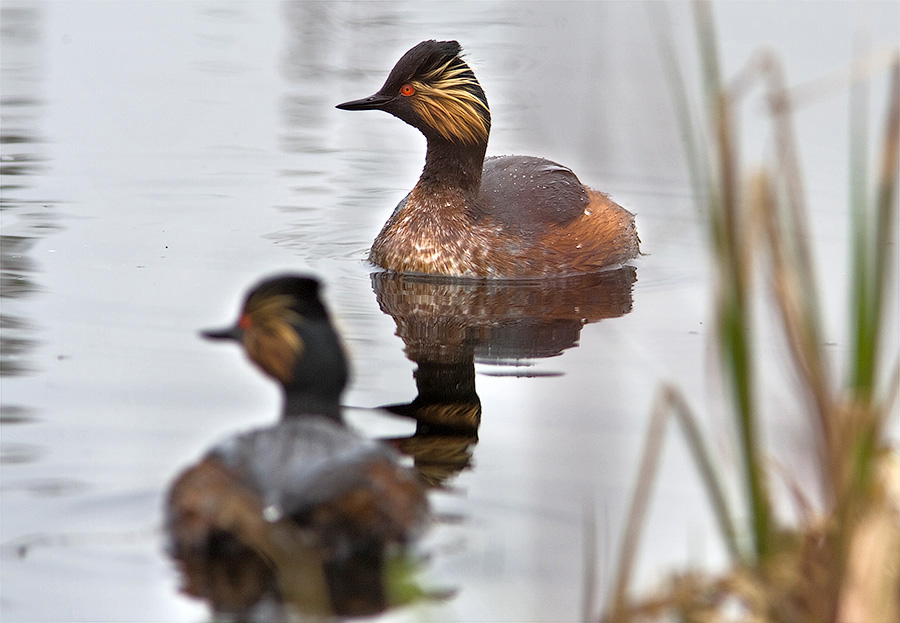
<box><xmin>400</xmin><ymin>84</ymin><xmax>415</xmax><ymax>97</ymax></box>
<box><xmin>238</xmin><ymin>314</ymin><xmax>252</xmax><ymax>330</ymax></box>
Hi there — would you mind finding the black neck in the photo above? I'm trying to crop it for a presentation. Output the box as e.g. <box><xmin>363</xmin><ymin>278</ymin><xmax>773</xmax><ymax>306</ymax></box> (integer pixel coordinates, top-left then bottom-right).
<box><xmin>417</xmin><ymin>137</ymin><xmax>487</xmax><ymax>195</ymax></box>
<box><xmin>281</xmin><ymin>390</ymin><xmax>343</xmax><ymax>423</ymax></box>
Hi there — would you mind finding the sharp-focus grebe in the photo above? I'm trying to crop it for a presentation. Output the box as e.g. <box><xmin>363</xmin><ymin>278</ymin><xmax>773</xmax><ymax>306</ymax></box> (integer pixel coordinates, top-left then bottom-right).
<box><xmin>337</xmin><ymin>39</ymin><xmax>640</xmax><ymax>279</ymax></box>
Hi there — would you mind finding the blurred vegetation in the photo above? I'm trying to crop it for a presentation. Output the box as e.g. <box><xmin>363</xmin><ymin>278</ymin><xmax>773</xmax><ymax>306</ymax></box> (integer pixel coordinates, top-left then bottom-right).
<box><xmin>601</xmin><ymin>2</ymin><xmax>899</xmax><ymax>621</ymax></box>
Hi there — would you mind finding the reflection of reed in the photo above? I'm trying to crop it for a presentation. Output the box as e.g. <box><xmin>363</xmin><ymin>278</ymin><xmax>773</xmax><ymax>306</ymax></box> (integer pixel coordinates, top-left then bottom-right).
<box><xmin>371</xmin><ymin>266</ymin><xmax>637</xmax><ymax>486</ymax></box>
<box><xmin>1</xmin><ymin>5</ymin><xmax>61</xmax><ymax>379</ymax></box>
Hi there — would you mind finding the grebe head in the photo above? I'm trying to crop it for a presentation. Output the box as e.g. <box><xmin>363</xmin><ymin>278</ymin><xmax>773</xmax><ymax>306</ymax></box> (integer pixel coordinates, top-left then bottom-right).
<box><xmin>337</xmin><ymin>39</ymin><xmax>491</xmax><ymax>146</ymax></box>
<box><xmin>202</xmin><ymin>275</ymin><xmax>348</xmax><ymax>410</ymax></box>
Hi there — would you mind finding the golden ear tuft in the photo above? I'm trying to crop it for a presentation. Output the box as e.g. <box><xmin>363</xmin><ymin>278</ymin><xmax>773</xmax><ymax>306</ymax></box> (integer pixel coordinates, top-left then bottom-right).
<box><xmin>241</xmin><ymin>294</ymin><xmax>305</xmax><ymax>384</ymax></box>
<box><xmin>409</xmin><ymin>59</ymin><xmax>489</xmax><ymax>145</ymax></box>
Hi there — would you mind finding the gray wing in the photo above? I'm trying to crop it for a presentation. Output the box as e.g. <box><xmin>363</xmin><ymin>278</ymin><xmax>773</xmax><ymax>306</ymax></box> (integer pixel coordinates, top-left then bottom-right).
<box><xmin>208</xmin><ymin>417</ymin><xmax>398</xmax><ymax>517</ymax></box>
<box><xmin>475</xmin><ymin>155</ymin><xmax>589</xmax><ymax>233</ymax></box>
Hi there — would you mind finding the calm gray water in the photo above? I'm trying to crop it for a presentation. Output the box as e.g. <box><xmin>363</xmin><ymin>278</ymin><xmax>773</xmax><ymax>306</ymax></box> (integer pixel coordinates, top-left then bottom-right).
<box><xmin>1</xmin><ymin>1</ymin><xmax>897</xmax><ymax>621</ymax></box>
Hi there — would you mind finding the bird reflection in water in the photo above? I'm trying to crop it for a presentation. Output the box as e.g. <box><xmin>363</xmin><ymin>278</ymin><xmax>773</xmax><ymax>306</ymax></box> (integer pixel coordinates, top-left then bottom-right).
<box><xmin>371</xmin><ymin>265</ymin><xmax>637</xmax><ymax>486</ymax></box>
<box><xmin>166</xmin><ymin>275</ymin><xmax>430</xmax><ymax>619</ymax></box>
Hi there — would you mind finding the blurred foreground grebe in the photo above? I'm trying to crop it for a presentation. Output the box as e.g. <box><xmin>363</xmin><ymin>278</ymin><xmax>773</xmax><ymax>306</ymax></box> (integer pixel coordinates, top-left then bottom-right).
<box><xmin>166</xmin><ymin>275</ymin><xmax>428</xmax><ymax>614</ymax></box>
<box><xmin>337</xmin><ymin>39</ymin><xmax>640</xmax><ymax>279</ymax></box>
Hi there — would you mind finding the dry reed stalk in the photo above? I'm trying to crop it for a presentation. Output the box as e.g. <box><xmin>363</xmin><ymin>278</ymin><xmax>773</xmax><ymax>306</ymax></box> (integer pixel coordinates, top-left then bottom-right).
<box><xmin>600</xmin><ymin>2</ymin><xmax>900</xmax><ymax>620</ymax></box>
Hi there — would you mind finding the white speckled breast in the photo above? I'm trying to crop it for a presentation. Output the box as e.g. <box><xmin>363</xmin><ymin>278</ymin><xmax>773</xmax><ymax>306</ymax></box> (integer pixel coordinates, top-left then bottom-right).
<box><xmin>369</xmin><ymin>191</ymin><xmax>507</xmax><ymax>277</ymax></box>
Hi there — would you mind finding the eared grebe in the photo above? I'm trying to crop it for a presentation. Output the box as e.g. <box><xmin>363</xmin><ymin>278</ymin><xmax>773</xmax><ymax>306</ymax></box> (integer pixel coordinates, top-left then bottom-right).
<box><xmin>337</xmin><ymin>39</ymin><xmax>640</xmax><ymax>279</ymax></box>
<box><xmin>166</xmin><ymin>275</ymin><xmax>428</xmax><ymax>612</ymax></box>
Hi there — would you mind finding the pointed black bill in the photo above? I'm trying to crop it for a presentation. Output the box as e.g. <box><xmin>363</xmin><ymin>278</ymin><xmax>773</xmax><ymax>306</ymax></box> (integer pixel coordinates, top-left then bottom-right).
<box><xmin>336</xmin><ymin>92</ymin><xmax>393</xmax><ymax>111</ymax></box>
<box><xmin>200</xmin><ymin>325</ymin><xmax>243</xmax><ymax>341</ymax></box>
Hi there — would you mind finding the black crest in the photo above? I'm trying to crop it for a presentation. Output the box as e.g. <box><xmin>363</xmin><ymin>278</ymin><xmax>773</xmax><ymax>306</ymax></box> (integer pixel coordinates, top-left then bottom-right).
<box><xmin>244</xmin><ymin>275</ymin><xmax>328</xmax><ymax>320</ymax></box>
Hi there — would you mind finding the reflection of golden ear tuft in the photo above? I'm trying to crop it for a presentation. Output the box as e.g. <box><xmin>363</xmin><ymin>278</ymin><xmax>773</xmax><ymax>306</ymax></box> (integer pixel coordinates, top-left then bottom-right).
<box><xmin>413</xmin><ymin>403</ymin><xmax>481</xmax><ymax>431</ymax></box>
